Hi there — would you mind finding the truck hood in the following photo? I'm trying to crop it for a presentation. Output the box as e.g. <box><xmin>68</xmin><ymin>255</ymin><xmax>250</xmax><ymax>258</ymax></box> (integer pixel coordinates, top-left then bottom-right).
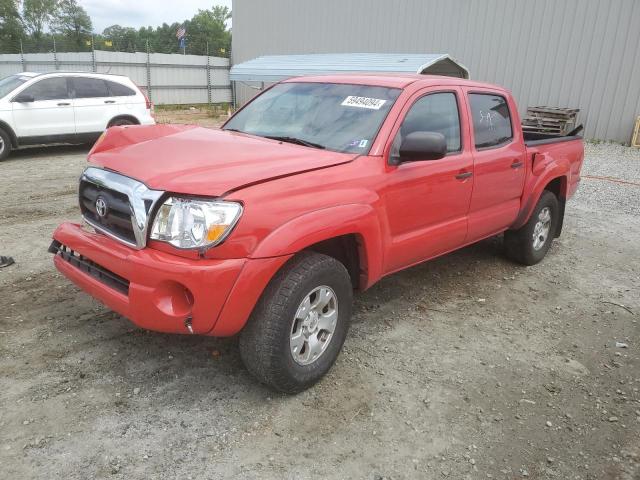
<box><xmin>88</xmin><ymin>125</ymin><xmax>357</xmax><ymax>196</ymax></box>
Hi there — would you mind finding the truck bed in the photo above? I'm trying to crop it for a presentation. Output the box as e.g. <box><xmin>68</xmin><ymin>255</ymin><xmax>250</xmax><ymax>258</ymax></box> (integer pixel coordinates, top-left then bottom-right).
<box><xmin>523</xmin><ymin>131</ymin><xmax>583</xmax><ymax>147</ymax></box>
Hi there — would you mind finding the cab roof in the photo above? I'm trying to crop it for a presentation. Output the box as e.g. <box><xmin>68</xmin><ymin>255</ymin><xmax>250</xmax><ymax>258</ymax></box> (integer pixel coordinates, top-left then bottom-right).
<box><xmin>283</xmin><ymin>73</ymin><xmax>505</xmax><ymax>92</ymax></box>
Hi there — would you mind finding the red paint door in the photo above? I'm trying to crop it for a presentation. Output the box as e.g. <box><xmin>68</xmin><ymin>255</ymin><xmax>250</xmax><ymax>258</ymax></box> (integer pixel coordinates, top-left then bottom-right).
<box><xmin>380</xmin><ymin>87</ymin><xmax>474</xmax><ymax>274</ymax></box>
<box><xmin>463</xmin><ymin>89</ymin><xmax>526</xmax><ymax>241</ymax></box>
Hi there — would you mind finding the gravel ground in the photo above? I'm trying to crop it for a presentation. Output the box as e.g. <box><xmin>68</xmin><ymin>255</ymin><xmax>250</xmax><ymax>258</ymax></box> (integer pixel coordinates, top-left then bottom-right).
<box><xmin>576</xmin><ymin>143</ymin><xmax>640</xmax><ymax>215</ymax></box>
<box><xmin>0</xmin><ymin>138</ymin><xmax>639</xmax><ymax>480</ymax></box>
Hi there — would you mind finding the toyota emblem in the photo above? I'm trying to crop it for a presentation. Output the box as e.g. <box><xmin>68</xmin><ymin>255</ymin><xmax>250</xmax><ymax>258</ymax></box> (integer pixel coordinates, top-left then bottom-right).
<box><xmin>95</xmin><ymin>197</ymin><xmax>108</xmax><ymax>218</ymax></box>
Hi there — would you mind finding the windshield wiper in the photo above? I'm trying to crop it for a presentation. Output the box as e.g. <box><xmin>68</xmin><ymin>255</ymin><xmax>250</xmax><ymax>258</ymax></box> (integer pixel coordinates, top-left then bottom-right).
<box><xmin>263</xmin><ymin>135</ymin><xmax>326</xmax><ymax>150</ymax></box>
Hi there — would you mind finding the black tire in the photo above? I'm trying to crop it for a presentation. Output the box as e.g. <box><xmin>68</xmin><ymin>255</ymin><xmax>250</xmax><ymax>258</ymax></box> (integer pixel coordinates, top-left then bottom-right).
<box><xmin>504</xmin><ymin>190</ymin><xmax>559</xmax><ymax>266</ymax></box>
<box><xmin>239</xmin><ymin>251</ymin><xmax>353</xmax><ymax>393</ymax></box>
<box><xmin>0</xmin><ymin>128</ymin><xmax>12</xmax><ymax>161</ymax></box>
<box><xmin>108</xmin><ymin>118</ymin><xmax>136</xmax><ymax>127</ymax></box>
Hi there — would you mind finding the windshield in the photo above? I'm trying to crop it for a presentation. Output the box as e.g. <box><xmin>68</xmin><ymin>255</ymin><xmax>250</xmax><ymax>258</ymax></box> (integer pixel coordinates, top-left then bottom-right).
<box><xmin>224</xmin><ymin>82</ymin><xmax>401</xmax><ymax>153</ymax></box>
<box><xmin>0</xmin><ymin>75</ymin><xmax>30</xmax><ymax>99</ymax></box>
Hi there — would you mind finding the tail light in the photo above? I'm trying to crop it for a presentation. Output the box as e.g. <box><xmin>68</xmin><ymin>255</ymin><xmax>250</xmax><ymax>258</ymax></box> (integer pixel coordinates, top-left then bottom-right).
<box><xmin>135</xmin><ymin>83</ymin><xmax>154</xmax><ymax>114</ymax></box>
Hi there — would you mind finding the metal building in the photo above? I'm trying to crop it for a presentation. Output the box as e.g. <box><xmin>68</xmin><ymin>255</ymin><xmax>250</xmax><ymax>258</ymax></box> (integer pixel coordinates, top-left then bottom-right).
<box><xmin>232</xmin><ymin>0</ymin><xmax>640</xmax><ymax>143</ymax></box>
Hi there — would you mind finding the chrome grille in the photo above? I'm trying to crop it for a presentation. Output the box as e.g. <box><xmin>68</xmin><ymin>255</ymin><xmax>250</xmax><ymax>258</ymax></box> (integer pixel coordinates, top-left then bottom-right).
<box><xmin>79</xmin><ymin>167</ymin><xmax>164</xmax><ymax>249</ymax></box>
<box><xmin>80</xmin><ymin>180</ymin><xmax>137</xmax><ymax>244</ymax></box>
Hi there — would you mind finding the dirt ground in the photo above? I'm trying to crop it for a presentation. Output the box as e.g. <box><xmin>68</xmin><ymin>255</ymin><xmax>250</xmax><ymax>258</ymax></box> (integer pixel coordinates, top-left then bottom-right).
<box><xmin>154</xmin><ymin>107</ymin><xmax>231</xmax><ymax>128</ymax></box>
<box><xmin>0</xmin><ymin>129</ymin><xmax>639</xmax><ymax>479</ymax></box>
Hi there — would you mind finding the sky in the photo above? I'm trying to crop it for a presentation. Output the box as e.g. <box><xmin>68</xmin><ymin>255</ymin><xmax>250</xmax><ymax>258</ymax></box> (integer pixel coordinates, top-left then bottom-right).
<box><xmin>79</xmin><ymin>0</ymin><xmax>232</xmax><ymax>33</ymax></box>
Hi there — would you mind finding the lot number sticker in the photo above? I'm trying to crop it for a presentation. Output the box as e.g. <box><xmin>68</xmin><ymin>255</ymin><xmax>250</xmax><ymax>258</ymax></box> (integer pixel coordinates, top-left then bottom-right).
<box><xmin>341</xmin><ymin>96</ymin><xmax>387</xmax><ymax>110</ymax></box>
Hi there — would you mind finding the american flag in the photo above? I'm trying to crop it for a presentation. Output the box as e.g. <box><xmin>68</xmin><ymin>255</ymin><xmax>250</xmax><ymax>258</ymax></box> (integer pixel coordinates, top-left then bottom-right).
<box><xmin>176</xmin><ymin>26</ymin><xmax>186</xmax><ymax>39</ymax></box>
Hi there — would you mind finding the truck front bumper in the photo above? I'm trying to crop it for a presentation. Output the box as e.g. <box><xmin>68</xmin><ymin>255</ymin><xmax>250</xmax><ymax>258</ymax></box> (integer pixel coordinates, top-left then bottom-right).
<box><xmin>50</xmin><ymin>222</ymin><xmax>290</xmax><ymax>336</ymax></box>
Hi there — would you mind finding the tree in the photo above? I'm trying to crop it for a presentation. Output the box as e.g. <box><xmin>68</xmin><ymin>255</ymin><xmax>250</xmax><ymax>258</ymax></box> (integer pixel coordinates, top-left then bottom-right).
<box><xmin>102</xmin><ymin>24</ymin><xmax>138</xmax><ymax>52</ymax></box>
<box><xmin>0</xmin><ymin>0</ymin><xmax>24</xmax><ymax>51</ymax></box>
<box><xmin>140</xmin><ymin>22</ymin><xmax>182</xmax><ymax>54</ymax></box>
<box><xmin>51</xmin><ymin>0</ymin><xmax>92</xmax><ymax>50</ymax></box>
<box><xmin>186</xmin><ymin>5</ymin><xmax>231</xmax><ymax>56</ymax></box>
<box><xmin>22</xmin><ymin>0</ymin><xmax>58</xmax><ymax>45</ymax></box>
<box><xmin>10</xmin><ymin>2</ymin><xmax>232</xmax><ymax>55</ymax></box>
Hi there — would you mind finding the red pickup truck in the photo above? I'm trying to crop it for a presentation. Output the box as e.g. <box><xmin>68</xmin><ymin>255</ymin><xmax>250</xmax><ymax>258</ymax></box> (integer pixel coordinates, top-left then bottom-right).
<box><xmin>50</xmin><ymin>74</ymin><xmax>584</xmax><ymax>392</ymax></box>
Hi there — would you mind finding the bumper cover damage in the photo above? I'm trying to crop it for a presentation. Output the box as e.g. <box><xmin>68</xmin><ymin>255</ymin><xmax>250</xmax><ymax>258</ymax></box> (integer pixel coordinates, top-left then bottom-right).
<box><xmin>51</xmin><ymin>222</ymin><xmax>247</xmax><ymax>335</ymax></box>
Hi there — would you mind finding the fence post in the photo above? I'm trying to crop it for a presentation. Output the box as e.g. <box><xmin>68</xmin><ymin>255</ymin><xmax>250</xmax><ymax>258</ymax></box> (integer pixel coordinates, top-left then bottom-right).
<box><xmin>91</xmin><ymin>36</ymin><xmax>96</xmax><ymax>72</ymax></box>
<box><xmin>145</xmin><ymin>40</ymin><xmax>152</xmax><ymax>103</ymax></box>
<box><xmin>19</xmin><ymin>39</ymin><xmax>26</xmax><ymax>72</ymax></box>
<box><xmin>206</xmin><ymin>42</ymin><xmax>212</xmax><ymax>105</ymax></box>
<box><xmin>53</xmin><ymin>37</ymin><xmax>59</xmax><ymax>70</ymax></box>
<box><xmin>229</xmin><ymin>45</ymin><xmax>236</xmax><ymax>110</ymax></box>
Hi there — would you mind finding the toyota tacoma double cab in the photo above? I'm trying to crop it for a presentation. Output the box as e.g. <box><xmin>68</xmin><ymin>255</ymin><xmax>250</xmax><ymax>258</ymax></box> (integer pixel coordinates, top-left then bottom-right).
<box><xmin>50</xmin><ymin>74</ymin><xmax>584</xmax><ymax>392</ymax></box>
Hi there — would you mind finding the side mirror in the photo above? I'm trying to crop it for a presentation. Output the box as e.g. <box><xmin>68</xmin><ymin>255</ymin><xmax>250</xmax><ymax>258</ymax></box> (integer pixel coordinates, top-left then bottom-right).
<box><xmin>14</xmin><ymin>93</ymin><xmax>35</xmax><ymax>103</ymax></box>
<box><xmin>399</xmin><ymin>131</ymin><xmax>447</xmax><ymax>162</ymax></box>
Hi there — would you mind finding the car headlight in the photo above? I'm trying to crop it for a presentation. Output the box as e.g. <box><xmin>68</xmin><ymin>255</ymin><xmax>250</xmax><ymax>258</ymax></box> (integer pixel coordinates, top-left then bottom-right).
<box><xmin>150</xmin><ymin>197</ymin><xmax>242</xmax><ymax>249</ymax></box>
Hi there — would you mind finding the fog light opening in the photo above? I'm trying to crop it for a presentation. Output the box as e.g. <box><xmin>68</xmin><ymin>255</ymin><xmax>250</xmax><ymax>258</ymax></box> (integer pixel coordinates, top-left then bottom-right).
<box><xmin>152</xmin><ymin>281</ymin><xmax>195</xmax><ymax>318</ymax></box>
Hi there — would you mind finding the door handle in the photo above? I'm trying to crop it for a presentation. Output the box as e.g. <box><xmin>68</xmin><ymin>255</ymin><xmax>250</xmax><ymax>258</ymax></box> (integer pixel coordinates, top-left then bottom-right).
<box><xmin>455</xmin><ymin>171</ymin><xmax>473</xmax><ymax>180</ymax></box>
<box><xmin>57</xmin><ymin>102</ymin><xmax>70</xmax><ymax>106</ymax></box>
<box><xmin>511</xmin><ymin>160</ymin><xmax>524</xmax><ymax>169</ymax></box>
<box><xmin>104</xmin><ymin>100</ymin><xmax>116</xmax><ymax>104</ymax></box>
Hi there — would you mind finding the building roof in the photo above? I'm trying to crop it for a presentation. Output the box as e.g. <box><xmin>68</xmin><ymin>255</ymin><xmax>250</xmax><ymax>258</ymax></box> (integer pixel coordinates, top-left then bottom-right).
<box><xmin>230</xmin><ymin>53</ymin><xmax>469</xmax><ymax>82</ymax></box>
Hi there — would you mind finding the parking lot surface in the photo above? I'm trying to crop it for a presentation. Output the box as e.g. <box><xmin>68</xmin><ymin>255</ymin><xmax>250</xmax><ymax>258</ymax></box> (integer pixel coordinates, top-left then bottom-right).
<box><xmin>1</xmin><ymin>140</ymin><xmax>639</xmax><ymax>479</ymax></box>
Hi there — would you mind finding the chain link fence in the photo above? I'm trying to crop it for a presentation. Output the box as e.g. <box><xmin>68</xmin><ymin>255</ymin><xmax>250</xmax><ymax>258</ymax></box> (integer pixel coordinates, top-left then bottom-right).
<box><xmin>1</xmin><ymin>34</ymin><xmax>231</xmax><ymax>57</ymax></box>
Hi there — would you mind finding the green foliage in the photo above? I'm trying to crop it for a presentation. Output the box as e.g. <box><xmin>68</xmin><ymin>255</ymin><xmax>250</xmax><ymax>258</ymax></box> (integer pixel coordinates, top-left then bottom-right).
<box><xmin>101</xmin><ymin>24</ymin><xmax>138</xmax><ymax>52</ymax></box>
<box><xmin>0</xmin><ymin>0</ymin><xmax>23</xmax><ymax>50</ymax></box>
<box><xmin>101</xmin><ymin>6</ymin><xmax>231</xmax><ymax>55</ymax></box>
<box><xmin>186</xmin><ymin>6</ymin><xmax>231</xmax><ymax>56</ymax></box>
<box><xmin>1</xmin><ymin>2</ymin><xmax>232</xmax><ymax>56</ymax></box>
<box><xmin>51</xmin><ymin>0</ymin><xmax>92</xmax><ymax>50</ymax></box>
<box><xmin>22</xmin><ymin>0</ymin><xmax>57</xmax><ymax>42</ymax></box>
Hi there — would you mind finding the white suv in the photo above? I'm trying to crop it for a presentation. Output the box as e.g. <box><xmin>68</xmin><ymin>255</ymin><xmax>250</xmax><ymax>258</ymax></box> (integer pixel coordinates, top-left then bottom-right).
<box><xmin>0</xmin><ymin>72</ymin><xmax>155</xmax><ymax>160</ymax></box>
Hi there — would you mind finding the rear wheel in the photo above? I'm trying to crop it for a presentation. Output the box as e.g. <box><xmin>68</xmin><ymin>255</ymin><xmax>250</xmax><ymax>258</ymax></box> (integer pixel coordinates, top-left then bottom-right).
<box><xmin>239</xmin><ymin>251</ymin><xmax>353</xmax><ymax>393</ymax></box>
<box><xmin>0</xmin><ymin>129</ymin><xmax>12</xmax><ymax>161</ymax></box>
<box><xmin>504</xmin><ymin>190</ymin><xmax>559</xmax><ymax>265</ymax></box>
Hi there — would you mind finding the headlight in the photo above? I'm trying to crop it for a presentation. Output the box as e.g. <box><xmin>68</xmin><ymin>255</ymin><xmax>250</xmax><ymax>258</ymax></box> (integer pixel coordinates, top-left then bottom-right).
<box><xmin>150</xmin><ymin>197</ymin><xmax>242</xmax><ymax>249</ymax></box>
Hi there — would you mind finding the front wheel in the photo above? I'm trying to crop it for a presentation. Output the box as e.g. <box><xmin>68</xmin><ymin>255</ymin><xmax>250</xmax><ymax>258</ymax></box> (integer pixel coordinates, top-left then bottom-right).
<box><xmin>239</xmin><ymin>251</ymin><xmax>353</xmax><ymax>393</ymax></box>
<box><xmin>504</xmin><ymin>190</ymin><xmax>559</xmax><ymax>265</ymax></box>
<box><xmin>0</xmin><ymin>128</ymin><xmax>12</xmax><ymax>161</ymax></box>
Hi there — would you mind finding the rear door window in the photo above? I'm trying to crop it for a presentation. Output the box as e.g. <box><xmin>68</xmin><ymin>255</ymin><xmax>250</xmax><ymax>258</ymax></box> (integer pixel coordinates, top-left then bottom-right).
<box><xmin>468</xmin><ymin>93</ymin><xmax>513</xmax><ymax>149</ymax></box>
<box><xmin>107</xmin><ymin>81</ymin><xmax>135</xmax><ymax>97</ymax></box>
<box><xmin>72</xmin><ymin>77</ymin><xmax>110</xmax><ymax>98</ymax></box>
<box><xmin>20</xmin><ymin>78</ymin><xmax>70</xmax><ymax>101</ymax></box>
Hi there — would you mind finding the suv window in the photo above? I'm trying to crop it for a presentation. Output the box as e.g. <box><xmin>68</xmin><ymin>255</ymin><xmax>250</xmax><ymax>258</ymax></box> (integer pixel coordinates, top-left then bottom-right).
<box><xmin>107</xmin><ymin>81</ymin><xmax>135</xmax><ymax>97</ymax></box>
<box><xmin>73</xmin><ymin>77</ymin><xmax>109</xmax><ymax>98</ymax></box>
<box><xmin>469</xmin><ymin>93</ymin><xmax>513</xmax><ymax>149</ymax></box>
<box><xmin>20</xmin><ymin>77</ymin><xmax>69</xmax><ymax>101</ymax></box>
<box><xmin>391</xmin><ymin>92</ymin><xmax>461</xmax><ymax>161</ymax></box>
